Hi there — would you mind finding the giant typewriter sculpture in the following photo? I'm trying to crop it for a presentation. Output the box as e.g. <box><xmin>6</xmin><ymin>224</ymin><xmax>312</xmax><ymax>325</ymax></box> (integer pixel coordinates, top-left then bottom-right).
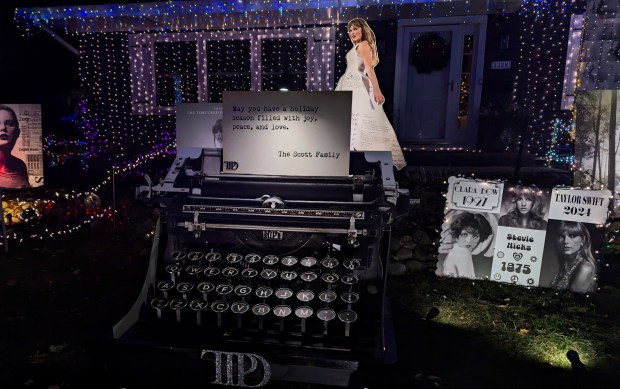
<box><xmin>111</xmin><ymin>150</ymin><xmax>409</xmax><ymax>388</ymax></box>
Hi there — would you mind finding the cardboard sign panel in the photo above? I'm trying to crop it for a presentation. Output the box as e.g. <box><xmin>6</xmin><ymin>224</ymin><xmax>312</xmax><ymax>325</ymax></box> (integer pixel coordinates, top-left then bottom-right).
<box><xmin>222</xmin><ymin>91</ymin><xmax>352</xmax><ymax>176</ymax></box>
<box><xmin>438</xmin><ymin>177</ymin><xmax>605</xmax><ymax>294</ymax></box>
<box><xmin>0</xmin><ymin>103</ymin><xmax>43</xmax><ymax>189</ymax></box>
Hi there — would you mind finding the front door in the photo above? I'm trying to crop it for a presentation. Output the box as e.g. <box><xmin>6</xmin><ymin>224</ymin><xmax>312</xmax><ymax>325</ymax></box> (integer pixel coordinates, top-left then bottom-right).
<box><xmin>393</xmin><ymin>16</ymin><xmax>486</xmax><ymax>147</ymax></box>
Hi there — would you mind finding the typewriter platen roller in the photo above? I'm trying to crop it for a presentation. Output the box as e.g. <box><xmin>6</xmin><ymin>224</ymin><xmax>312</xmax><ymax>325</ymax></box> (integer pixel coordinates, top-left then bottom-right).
<box><xmin>112</xmin><ymin>150</ymin><xmax>409</xmax><ymax>388</ymax></box>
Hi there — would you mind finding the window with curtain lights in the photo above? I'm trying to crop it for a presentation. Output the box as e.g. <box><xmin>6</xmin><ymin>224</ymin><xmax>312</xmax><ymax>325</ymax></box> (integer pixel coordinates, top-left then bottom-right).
<box><xmin>129</xmin><ymin>27</ymin><xmax>335</xmax><ymax>115</ymax></box>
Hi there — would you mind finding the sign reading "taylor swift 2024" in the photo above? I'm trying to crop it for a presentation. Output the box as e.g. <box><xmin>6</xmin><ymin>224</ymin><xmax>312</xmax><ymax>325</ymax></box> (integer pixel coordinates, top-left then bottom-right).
<box><xmin>222</xmin><ymin>91</ymin><xmax>352</xmax><ymax>176</ymax></box>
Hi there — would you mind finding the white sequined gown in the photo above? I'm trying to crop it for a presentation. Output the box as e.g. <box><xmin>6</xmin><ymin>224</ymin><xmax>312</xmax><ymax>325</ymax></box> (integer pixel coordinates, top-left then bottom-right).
<box><xmin>335</xmin><ymin>44</ymin><xmax>406</xmax><ymax>170</ymax></box>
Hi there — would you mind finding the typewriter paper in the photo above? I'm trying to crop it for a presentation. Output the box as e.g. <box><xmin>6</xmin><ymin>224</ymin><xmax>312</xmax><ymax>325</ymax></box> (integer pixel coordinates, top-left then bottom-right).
<box><xmin>222</xmin><ymin>91</ymin><xmax>352</xmax><ymax>176</ymax></box>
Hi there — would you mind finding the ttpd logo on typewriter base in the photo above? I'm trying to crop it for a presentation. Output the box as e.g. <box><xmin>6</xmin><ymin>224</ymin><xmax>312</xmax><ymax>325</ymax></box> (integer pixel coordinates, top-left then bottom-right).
<box><xmin>201</xmin><ymin>349</ymin><xmax>271</xmax><ymax>387</ymax></box>
<box><xmin>224</xmin><ymin>161</ymin><xmax>239</xmax><ymax>171</ymax></box>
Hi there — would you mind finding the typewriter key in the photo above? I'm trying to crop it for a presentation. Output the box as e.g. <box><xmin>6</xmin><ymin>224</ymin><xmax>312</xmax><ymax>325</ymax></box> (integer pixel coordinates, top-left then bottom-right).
<box><xmin>321</xmin><ymin>272</ymin><xmax>340</xmax><ymax>285</ymax></box>
<box><xmin>186</xmin><ymin>264</ymin><xmax>203</xmax><ymax>279</ymax></box>
<box><xmin>203</xmin><ymin>267</ymin><xmax>221</xmax><ymax>277</ymax></box>
<box><xmin>300</xmin><ymin>271</ymin><xmax>318</xmax><ymax>283</ymax></box>
<box><xmin>232</xmin><ymin>301</ymin><xmax>250</xmax><ymax>327</ymax></box>
<box><xmin>300</xmin><ymin>256</ymin><xmax>317</xmax><ymax>267</ymax></box>
<box><xmin>340</xmin><ymin>292</ymin><xmax>360</xmax><ymax>304</ymax></box>
<box><xmin>317</xmin><ymin>308</ymin><xmax>336</xmax><ymax>335</ymax></box>
<box><xmin>280</xmin><ymin>271</ymin><xmax>298</xmax><ymax>281</ymax></box>
<box><xmin>234</xmin><ymin>284</ymin><xmax>252</xmax><ymax>298</ymax></box>
<box><xmin>189</xmin><ymin>298</ymin><xmax>208</xmax><ymax>326</ymax></box>
<box><xmin>255</xmin><ymin>286</ymin><xmax>273</xmax><ymax>299</ymax></box>
<box><xmin>260</xmin><ymin>269</ymin><xmax>278</xmax><ymax>280</ymax></box>
<box><xmin>169</xmin><ymin>298</ymin><xmax>188</xmax><ymax>323</ymax></box>
<box><xmin>321</xmin><ymin>257</ymin><xmax>339</xmax><ymax>269</ymax></box>
<box><xmin>226</xmin><ymin>253</ymin><xmax>243</xmax><ymax>264</ymax></box>
<box><xmin>176</xmin><ymin>282</ymin><xmax>194</xmax><ymax>299</ymax></box>
<box><xmin>187</xmin><ymin>251</ymin><xmax>204</xmax><ymax>262</ymax></box>
<box><xmin>222</xmin><ymin>267</ymin><xmax>240</xmax><ymax>278</ymax></box>
<box><xmin>241</xmin><ymin>268</ymin><xmax>259</xmax><ymax>279</ymax></box>
<box><xmin>294</xmin><ymin>306</ymin><xmax>313</xmax><ymax>333</ymax></box>
<box><xmin>157</xmin><ymin>280</ymin><xmax>175</xmax><ymax>299</ymax></box>
<box><xmin>296</xmin><ymin>290</ymin><xmax>315</xmax><ymax>303</ymax></box>
<box><xmin>263</xmin><ymin>255</ymin><xmax>279</xmax><ymax>266</ymax></box>
<box><xmin>281</xmin><ymin>256</ymin><xmax>298</xmax><ymax>267</ymax></box>
<box><xmin>171</xmin><ymin>251</ymin><xmax>187</xmax><ymax>262</ymax></box>
<box><xmin>215</xmin><ymin>283</ymin><xmax>234</xmax><ymax>297</ymax></box>
<box><xmin>318</xmin><ymin>290</ymin><xmax>337</xmax><ymax>303</ymax></box>
<box><xmin>341</xmin><ymin>274</ymin><xmax>359</xmax><ymax>286</ymax></box>
<box><xmin>165</xmin><ymin>264</ymin><xmax>181</xmax><ymax>283</ymax></box>
<box><xmin>211</xmin><ymin>300</ymin><xmax>230</xmax><ymax>327</ymax></box>
<box><xmin>197</xmin><ymin>281</ymin><xmax>215</xmax><ymax>300</ymax></box>
<box><xmin>151</xmin><ymin>297</ymin><xmax>168</xmax><ymax>319</ymax></box>
<box><xmin>338</xmin><ymin>310</ymin><xmax>358</xmax><ymax>337</ymax></box>
<box><xmin>252</xmin><ymin>303</ymin><xmax>270</xmax><ymax>330</ymax></box>
<box><xmin>275</xmin><ymin>287</ymin><xmax>293</xmax><ymax>300</ymax></box>
<box><xmin>343</xmin><ymin>258</ymin><xmax>361</xmax><ymax>270</ymax></box>
<box><xmin>205</xmin><ymin>252</ymin><xmax>221</xmax><ymax>263</ymax></box>
<box><xmin>244</xmin><ymin>253</ymin><xmax>261</xmax><ymax>264</ymax></box>
<box><xmin>273</xmin><ymin>305</ymin><xmax>292</xmax><ymax>332</ymax></box>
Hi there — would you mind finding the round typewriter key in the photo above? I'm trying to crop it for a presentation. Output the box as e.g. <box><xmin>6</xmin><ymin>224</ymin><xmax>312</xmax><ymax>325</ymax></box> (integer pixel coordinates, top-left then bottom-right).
<box><xmin>260</xmin><ymin>268</ymin><xmax>278</xmax><ymax>280</ymax></box>
<box><xmin>215</xmin><ymin>283</ymin><xmax>234</xmax><ymax>296</ymax></box>
<box><xmin>296</xmin><ymin>290</ymin><xmax>315</xmax><ymax>302</ymax></box>
<box><xmin>205</xmin><ymin>252</ymin><xmax>222</xmax><ymax>262</ymax></box>
<box><xmin>197</xmin><ymin>281</ymin><xmax>215</xmax><ymax>293</ymax></box>
<box><xmin>176</xmin><ymin>281</ymin><xmax>194</xmax><ymax>298</ymax></box>
<box><xmin>263</xmin><ymin>255</ymin><xmax>279</xmax><ymax>266</ymax></box>
<box><xmin>252</xmin><ymin>303</ymin><xmax>271</xmax><ymax>316</ymax></box>
<box><xmin>186</xmin><ymin>264</ymin><xmax>203</xmax><ymax>277</ymax></box>
<box><xmin>321</xmin><ymin>273</ymin><xmax>340</xmax><ymax>284</ymax></box>
<box><xmin>317</xmin><ymin>308</ymin><xmax>336</xmax><ymax>322</ymax></box>
<box><xmin>234</xmin><ymin>284</ymin><xmax>252</xmax><ymax>297</ymax></box>
<box><xmin>203</xmin><ymin>267</ymin><xmax>221</xmax><ymax>277</ymax></box>
<box><xmin>222</xmin><ymin>267</ymin><xmax>240</xmax><ymax>278</ymax></box>
<box><xmin>171</xmin><ymin>251</ymin><xmax>187</xmax><ymax>261</ymax></box>
<box><xmin>275</xmin><ymin>287</ymin><xmax>293</xmax><ymax>300</ymax></box>
<box><xmin>300</xmin><ymin>271</ymin><xmax>318</xmax><ymax>282</ymax></box>
<box><xmin>190</xmin><ymin>298</ymin><xmax>208</xmax><ymax>325</ymax></box>
<box><xmin>211</xmin><ymin>300</ymin><xmax>229</xmax><ymax>313</ymax></box>
<box><xmin>231</xmin><ymin>301</ymin><xmax>250</xmax><ymax>314</ymax></box>
<box><xmin>197</xmin><ymin>281</ymin><xmax>215</xmax><ymax>300</ymax></box>
<box><xmin>281</xmin><ymin>256</ymin><xmax>298</xmax><ymax>267</ymax></box>
<box><xmin>244</xmin><ymin>253</ymin><xmax>261</xmax><ymax>264</ymax></box>
<box><xmin>151</xmin><ymin>297</ymin><xmax>168</xmax><ymax>319</ymax></box>
<box><xmin>212</xmin><ymin>300</ymin><xmax>229</xmax><ymax>327</ymax></box>
<box><xmin>165</xmin><ymin>264</ymin><xmax>181</xmax><ymax>282</ymax></box>
<box><xmin>318</xmin><ymin>290</ymin><xmax>337</xmax><ymax>303</ymax></box>
<box><xmin>341</xmin><ymin>274</ymin><xmax>359</xmax><ymax>285</ymax></box>
<box><xmin>343</xmin><ymin>258</ymin><xmax>361</xmax><ymax>270</ymax></box>
<box><xmin>321</xmin><ymin>258</ymin><xmax>339</xmax><ymax>269</ymax></box>
<box><xmin>226</xmin><ymin>253</ymin><xmax>243</xmax><ymax>264</ymax></box>
<box><xmin>273</xmin><ymin>305</ymin><xmax>292</xmax><ymax>318</ymax></box>
<box><xmin>280</xmin><ymin>271</ymin><xmax>298</xmax><ymax>281</ymax></box>
<box><xmin>255</xmin><ymin>286</ymin><xmax>273</xmax><ymax>299</ymax></box>
<box><xmin>157</xmin><ymin>280</ymin><xmax>175</xmax><ymax>298</ymax></box>
<box><xmin>300</xmin><ymin>256</ymin><xmax>317</xmax><ymax>267</ymax></box>
<box><xmin>338</xmin><ymin>310</ymin><xmax>357</xmax><ymax>323</ymax></box>
<box><xmin>295</xmin><ymin>306</ymin><xmax>313</xmax><ymax>333</ymax></box>
<box><xmin>241</xmin><ymin>268</ymin><xmax>259</xmax><ymax>278</ymax></box>
<box><xmin>294</xmin><ymin>306</ymin><xmax>313</xmax><ymax>319</ymax></box>
<box><xmin>340</xmin><ymin>292</ymin><xmax>360</xmax><ymax>304</ymax></box>
<box><xmin>170</xmin><ymin>298</ymin><xmax>187</xmax><ymax>323</ymax></box>
<box><xmin>187</xmin><ymin>251</ymin><xmax>204</xmax><ymax>262</ymax></box>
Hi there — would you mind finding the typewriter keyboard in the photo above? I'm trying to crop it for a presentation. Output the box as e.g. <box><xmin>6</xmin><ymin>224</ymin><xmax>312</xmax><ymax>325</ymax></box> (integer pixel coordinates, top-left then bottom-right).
<box><xmin>147</xmin><ymin>246</ymin><xmax>381</xmax><ymax>347</ymax></box>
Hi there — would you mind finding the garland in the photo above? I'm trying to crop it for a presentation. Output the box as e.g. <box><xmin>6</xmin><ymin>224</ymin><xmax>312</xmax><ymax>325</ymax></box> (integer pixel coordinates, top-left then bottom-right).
<box><xmin>410</xmin><ymin>32</ymin><xmax>451</xmax><ymax>74</ymax></box>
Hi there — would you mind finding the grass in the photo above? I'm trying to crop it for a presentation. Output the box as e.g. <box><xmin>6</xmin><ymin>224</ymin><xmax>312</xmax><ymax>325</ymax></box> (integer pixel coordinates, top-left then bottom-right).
<box><xmin>388</xmin><ymin>270</ymin><xmax>620</xmax><ymax>386</ymax></box>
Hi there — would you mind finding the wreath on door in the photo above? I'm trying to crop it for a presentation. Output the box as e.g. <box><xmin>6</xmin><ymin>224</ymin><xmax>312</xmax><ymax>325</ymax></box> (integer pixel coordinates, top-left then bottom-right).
<box><xmin>410</xmin><ymin>32</ymin><xmax>451</xmax><ymax>74</ymax></box>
